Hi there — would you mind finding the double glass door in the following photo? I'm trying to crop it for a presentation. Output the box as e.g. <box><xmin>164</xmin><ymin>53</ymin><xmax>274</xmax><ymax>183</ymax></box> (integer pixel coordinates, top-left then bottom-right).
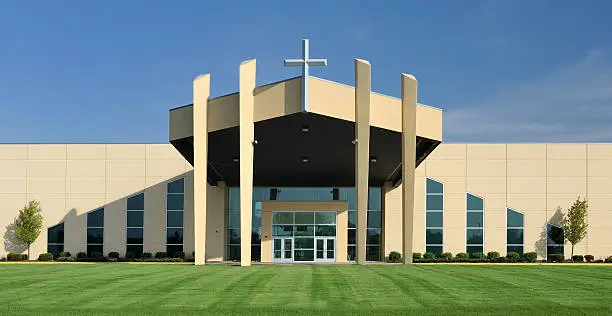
<box><xmin>315</xmin><ymin>237</ymin><xmax>335</xmax><ymax>261</ymax></box>
<box><xmin>273</xmin><ymin>237</ymin><xmax>293</xmax><ymax>262</ymax></box>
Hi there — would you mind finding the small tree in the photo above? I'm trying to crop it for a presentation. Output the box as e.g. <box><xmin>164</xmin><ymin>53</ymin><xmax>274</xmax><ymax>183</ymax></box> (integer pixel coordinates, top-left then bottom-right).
<box><xmin>14</xmin><ymin>200</ymin><xmax>44</xmax><ymax>260</ymax></box>
<box><xmin>562</xmin><ymin>197</ymin><xmax>588</xmax><ymax>259</ymax></box>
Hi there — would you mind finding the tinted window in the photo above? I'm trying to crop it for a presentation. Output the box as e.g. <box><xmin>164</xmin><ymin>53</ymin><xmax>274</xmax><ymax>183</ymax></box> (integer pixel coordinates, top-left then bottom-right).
<box><xmin>127</xmin><ymin>212</ymin><xmax>144</xmax><ymax>227</ymax></box>
<box><xmin>167</xmin><ymin>211</ymin><xmax>184</xmax><ymax>227</ymax></box>
<box><xmin>167</xmin><ymin>178</ymin><xmax>184</xmax><ymax>194</ymax></box>
<box><xmin>547</xmin><ymin>224</ymin><xmax>564</xmax><ymax>245</ymax></box>
<box><xmin>507</xmin><ymin>209</ymin><xmax>523</xmax><ymax>227</ymax></box>
<box><xmin>467</xmin><ymin>246</ymin><xmax>483</xmax><ymax>254</ymax></box>
<box><xmin>127</xmin><ymin>193</ymin><xmax>144</xmax><ymax>210</ymax></box>
<box><xmin>507</xmin><ymin>228</ymin><xmax>524</xmax><ymax>245</ymax></box>
<box><xmin>426</xmin><ymin>195</ymin><xmax>443</xmax><ymax>210</ymax></box>
<box><xmin>466</xmin><ymin>229</ymin><xmax>483</xmax><ymax>244</ymax></box>
<box><xmin>126</xmin><ymin>228</ymin><xmax>143</xmax><ymax>244</ymax></box>
<box><xmin>367</xmin><ymin>211</ymin><xmax>381</xmax><ymax>228</ymax></box>
<box><xmin>166</xmin><ymin>194</ymin><xmax>184</xmax><ymax>211</ymax></box>
<box><xmin>466</xmin><ymin>194</ymin><xmax>483</xmax><ymax>211</ymax></box>
<box><xmin>426</xmin><ymin>212</ymin><xmax>443</xmax><ymax>227</ymax></box>
<box><xmin>426</xmin><ymin>179</ymin><xmax>443</xmax><ymax>194</ymax></box>
<box><xmin>48</xmin><ymin>223</ymin><xmax>64</xmax><ymax>244</ymax></box>
<box><xmin>467</xmin><ymin>212</ymin><xmax>483</xmax><ymax>228</ymax></box>
<box><xmin>426</xmin><ymin>229</ymin><xmax>443</xmax><ymax>245</ymax></box>
<box><xmin>166</xmin><ymin>228</ymin><xmax>183</xmax><ymax>244</ymax></box>
<box><xmin>87</xmin><ymin>208</ymin><xmax>104</xmax><ymax>227</ymax></box>
<box><xmin>87</xmin><ymin>228</ymin><xmax>103</xmax><ymax>244</ymax></box>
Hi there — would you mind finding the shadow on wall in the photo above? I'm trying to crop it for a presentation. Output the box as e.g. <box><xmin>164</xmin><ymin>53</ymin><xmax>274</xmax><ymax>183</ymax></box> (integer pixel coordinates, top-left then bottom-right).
<box><xmin>3</xmin><ymin>221</ymin><xmax>26</xmax><ymax>253</ymax></box>
<box><xmin>534</xmin><ymin>207</ymin><xmax>564</xmax><ymax>257</ymax></box>
<box><xmin>3</xmin><ymin>171</ymin><xmax>191</xmax><ymax>257</ymax></box>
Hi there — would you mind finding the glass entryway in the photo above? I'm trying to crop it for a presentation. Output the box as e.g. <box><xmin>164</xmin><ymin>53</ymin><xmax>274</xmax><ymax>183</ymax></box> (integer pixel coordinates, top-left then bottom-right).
<box><xmin>272</xmin><ymin>211</ymin><xmax>336</xmax><ymax>263</ymax></box>
<box><xmin>315</xmin><ymin>237</ymin><xmax>335</xmax><ymax>261</ymax></box>
<box><xmin>273</xmin><ymin>237</ymin><xmax>293</xmax><ymax>262</ymax></box>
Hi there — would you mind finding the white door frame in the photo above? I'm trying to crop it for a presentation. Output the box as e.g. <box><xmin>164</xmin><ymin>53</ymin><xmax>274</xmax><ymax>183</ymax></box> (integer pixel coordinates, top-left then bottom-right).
<box><xmin>314</xmin><ymin>237</ymin><xmax>336</xmax><ymax>262</ymax></box>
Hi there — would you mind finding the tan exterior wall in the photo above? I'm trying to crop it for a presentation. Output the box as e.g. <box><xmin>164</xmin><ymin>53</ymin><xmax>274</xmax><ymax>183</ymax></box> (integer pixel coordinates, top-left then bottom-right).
<box><xmin>169</xmin><ymin>76</ymin><xmax>442</xmax><ymax>142</ymax></box>
<box><xmin>0</xmin><ymin>144</ymin><xmax>226</xmax><ymax>261</ymax></box>
<box><xmin>260</xmin><ymin>201</ymin><xmax>348</xmax><ymax>263</ymax></box>
<box><xmin>384</xmin><ymin>143</ymin><xmax>612</xmax><ymax>260</ymax></box>
<box><xmin>308</xmin><ymin>76</ymin><xmax>442</xmax><ymax>141</ymax></box>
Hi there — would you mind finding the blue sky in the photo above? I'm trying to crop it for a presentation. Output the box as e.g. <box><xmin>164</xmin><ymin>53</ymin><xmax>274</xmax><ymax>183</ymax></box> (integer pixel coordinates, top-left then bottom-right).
<box><xmin>1</xmin><ymin>1</ymin><xmax>611</xmax><ymax>143</ymax></box>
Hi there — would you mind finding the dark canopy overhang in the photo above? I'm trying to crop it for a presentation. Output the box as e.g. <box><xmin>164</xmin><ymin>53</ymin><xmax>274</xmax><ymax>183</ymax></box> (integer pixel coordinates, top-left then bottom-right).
<box><xmin>171</xmin><ymin>112</ymin><xmax>439</xmax><ymax>187</ymax></box>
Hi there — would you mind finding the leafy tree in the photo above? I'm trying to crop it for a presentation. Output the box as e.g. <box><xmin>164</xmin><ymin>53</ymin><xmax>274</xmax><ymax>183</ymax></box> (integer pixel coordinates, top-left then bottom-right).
<box><xmin>14</xmin><ymin>200</ymin><xmax>44</xmax><ymax>259</ymax></box>
<box><xmin>562</xmin><ymin>197</ymin><xmax>589</xmax><ymax>259</ymax></box>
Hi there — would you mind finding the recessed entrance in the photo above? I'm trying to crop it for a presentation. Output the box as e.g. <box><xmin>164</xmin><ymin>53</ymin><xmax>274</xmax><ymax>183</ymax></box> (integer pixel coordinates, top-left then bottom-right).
<box><xmin>271</xmin><ymin>211</ymin><xmax>337</xmax><ymax>263</ymax></box>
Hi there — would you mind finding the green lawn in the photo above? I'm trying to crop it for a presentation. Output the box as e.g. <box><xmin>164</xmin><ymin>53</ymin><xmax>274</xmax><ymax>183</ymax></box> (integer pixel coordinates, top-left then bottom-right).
<box><xmin>1</xmin><ymin>264</ymin><xmax>611</xmax><ymax>315</ymax></box>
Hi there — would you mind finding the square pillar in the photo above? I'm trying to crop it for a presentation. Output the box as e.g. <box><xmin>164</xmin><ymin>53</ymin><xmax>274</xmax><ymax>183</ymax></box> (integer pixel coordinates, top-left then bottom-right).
<box><xmin>355</xmin><ymin>59</ymin><xmax>371</xmax><ymax>265</ymax></box>
<box><xmin>401</xmin><ymin>74</ymin><xmax>418</xmax><ymax>264</ymax></box>
<box><xmin>239</xmin><ymin>59</ymin><xmax>256</xmax><ymax>267</ymax></box>
<box><xmin>193</xmin><ymin>74</ymin><xmax>210</xmax><ymax>265</ymax></box>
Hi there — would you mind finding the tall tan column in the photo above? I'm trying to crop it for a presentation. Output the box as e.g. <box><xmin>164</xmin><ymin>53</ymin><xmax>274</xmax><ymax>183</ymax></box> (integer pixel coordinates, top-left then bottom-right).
<box><xmin>239</xmin><ymin>59</ymin><xmax>256</xmax><ymax>267</ymax></box>
<box><xmin>401</xmin><ymin>74</ymin><xmax>418</xmax><ymax>264</ymax></box>
<box><xmin>193</xmin><ymin>74</ymin><xmax>210</xmax><ymax>265</ymax></box>
<box><xmin>355</xmin><ymin>59</ymin><xmax>371</xmax><ymax>265</ymax></box>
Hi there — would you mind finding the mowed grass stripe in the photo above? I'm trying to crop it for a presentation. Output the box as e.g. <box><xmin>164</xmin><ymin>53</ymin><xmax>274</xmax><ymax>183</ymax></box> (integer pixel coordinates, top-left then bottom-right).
<box><xmin>0</xmin><ymin>264</ymin><xmax>611</xmax><ymax>315</ymax></box>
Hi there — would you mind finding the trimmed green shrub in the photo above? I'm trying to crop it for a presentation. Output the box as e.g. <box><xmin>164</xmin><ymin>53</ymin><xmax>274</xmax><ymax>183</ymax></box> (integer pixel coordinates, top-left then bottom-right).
<box><xmin>455</xmin><ymin>253</ymin><xmax>469</xmax><ymax>260</ymax></box>
<box><xmin>173</xmin><ymin>251</ymin><xmax>186</xmax><ymax>259</ymax></box>
<box><xmin>7</xmin><ymin>252</ymin><xmax>26</xmax><ymax>261</ymax></box>
<box><xmin>0</xmin><ymin>257</ymin><xmax>6</xmax><ymax>262</ymax></box>
<box><xmin>593</xmin><ymin>259</ymin><xmax>604</xmax><ymax>263</ymax></box>
<box><xmin>57</xmin><ymin>256</ymin><xmax>75</xmax><ymax>262</ymax></box>
<box><xmin>423</xmin><ymin>252</ymin><xmax>436</xmax><ymax>260</ymax></box>
<box><xmin>76</xmin><ymin>252</ymin><xmax>87</xmax><ymax>259</ymax></box>
<box><xmin>108</xmin><ymin>252</ymin><xmax>120</xmax><ymax>259</ymax></box>
<box><xmin>155</xmin><ymin>252</ymin><xmax>168</xmax><ymax>259</ymax></box>
<box><xmin>125</xmin><ymin>252</ymin><xmax>136</xmax><ymax>259</ymax></box>
<box><xmin>38</xmin><ymin>253</ymin><xmax>53</xmax><ymax>261</ymax></box>
<box><xmin>487</xmin><ymin>251</ymin><xmax>500</xmax><ymax>260</ymax></box>
<box><xmin>506</xmin><ymin>252</ymin><xmax>521</xmax><ymax>262</ymax></box>
<box><xmin>572</xmin><ymin>255</ymin><xmax>584</xmax><ymax>262</ymax></box>
<box><xmin>412</xmin><ymin>253</ymin><xmax>422</xmax><ymax>260</ymax></box>
<box><xmin>548</xmin><ymin>254</ymin><xmax>564</xmax><ymax>262</ymax></box>
<box><xmin>388</xmin><ymin>251</ymin><xmax>402</xmax><ymax>263</ymax></box>
<box><xmin>523</xmin><ymin>252</ymin><xmax>537</xmax><ymax>263</ymax></box>
<box><xmin>605</xmin><ymin>256</ymin><xmax>612</xmax><ymax>263</ymax></box>
<box><xmin>470</xmin><ymin>252</ymin><xmax>485</xmax><ymax>260</ymax></box>
<box><xmin>59</xmin><ymin>251</ymin><xmax>71</xmax><ymax>258</ymax></box>
<box><xmin>142</xmin><ymin>252</ymin><xmax>153</xmax><ymax>259</ymax></box>
<box><xmin>585</xmin><ymin>255</ymin><xmax>594</xmax><ymax>263</ymax></box>
<box><xmin>439</xmin><ymin>252</ymin><xmax>452</xmax><ymax>260</ymax></box>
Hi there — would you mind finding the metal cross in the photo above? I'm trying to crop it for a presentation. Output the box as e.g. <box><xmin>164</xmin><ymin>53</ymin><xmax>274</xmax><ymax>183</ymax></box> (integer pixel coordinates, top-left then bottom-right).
<box><xmin>284</xmin><ymin>39</ymin><xmax>327</xmax><ymax>112</ymax></box>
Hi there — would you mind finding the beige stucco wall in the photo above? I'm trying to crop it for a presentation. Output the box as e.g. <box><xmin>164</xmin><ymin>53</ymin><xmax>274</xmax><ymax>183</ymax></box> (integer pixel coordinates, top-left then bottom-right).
<box><xmin>0</xmin><ymin>144</ymin><xmax>226</xmax><ymax>261</ymax></box>
<box><xmin>169</xmin><ymin>76</ymin><xmax>442</xmax><ymax>142</ymax></box>
<box><xmin>384</xmin><ymin>143</ymin><xmax>612</xmax><ymax>260</ymax></box>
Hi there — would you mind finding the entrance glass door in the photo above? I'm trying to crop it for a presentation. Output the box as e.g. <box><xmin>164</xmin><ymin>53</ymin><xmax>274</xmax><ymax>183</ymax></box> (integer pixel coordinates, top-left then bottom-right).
<box><xmin>273</xmin><ymin>237</ymin><xmax>293</xmax><ymax>262</ymax></box>
<box><xmin>315</xmin><ymin>237</ymin><xmax>335</xmax><ymax>262</ymax></box>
